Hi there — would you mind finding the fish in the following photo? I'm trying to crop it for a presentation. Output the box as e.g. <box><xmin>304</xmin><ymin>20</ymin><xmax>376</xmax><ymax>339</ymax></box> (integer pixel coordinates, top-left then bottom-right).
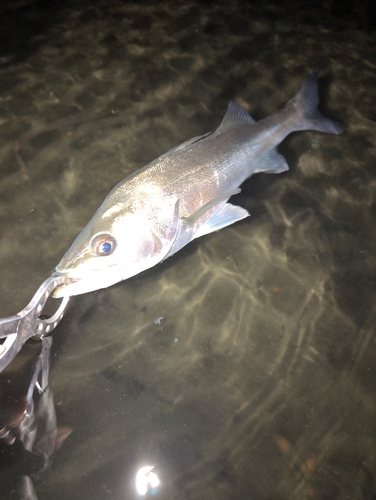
<box><xmin>52</xmin><ymin>69</ymin><xmax>342</xmax><ymax>298</ymax></box>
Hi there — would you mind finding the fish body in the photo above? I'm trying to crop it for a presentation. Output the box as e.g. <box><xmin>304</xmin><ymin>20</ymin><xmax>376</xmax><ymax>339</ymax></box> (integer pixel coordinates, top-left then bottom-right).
<box><xmin>53</xmin><ymin>70</ymin><xmax>342</xmax><ymax>297</ymax></box>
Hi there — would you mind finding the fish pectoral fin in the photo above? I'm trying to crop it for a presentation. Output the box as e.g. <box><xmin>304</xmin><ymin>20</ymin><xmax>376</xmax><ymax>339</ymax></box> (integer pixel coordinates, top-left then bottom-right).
<box><xmin>258</xmin><ymin>148</ymin><xmax>289</xmax><ymax>174</ymax></box>
<box><xmin>194</xmin><ymin>203</ymin><xmax>249</xmax><ymax>239</ymax></box>
<box><xmin>182</xmin><ymin>188</ymin><xmax>242</xmax><ymax>228</ymax></box>
<box><xmin>181</xmin><ymin>188</ymin><xmax>249</xmax><ymax>238</ymax></box>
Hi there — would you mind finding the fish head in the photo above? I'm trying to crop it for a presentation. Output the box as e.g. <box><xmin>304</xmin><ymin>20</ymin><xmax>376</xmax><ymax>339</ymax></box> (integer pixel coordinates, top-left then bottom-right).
<box><xmin>52</xmin><ymin>193</ymin><xmax>180</xmax><ymax>297</ymax></box>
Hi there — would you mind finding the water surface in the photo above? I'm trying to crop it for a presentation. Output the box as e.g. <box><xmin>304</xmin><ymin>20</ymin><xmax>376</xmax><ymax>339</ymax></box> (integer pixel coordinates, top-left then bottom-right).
<box><xmin>0</xmin><ymin>1</ymin><xmax>376</xmax><ymax>499</ymax></box>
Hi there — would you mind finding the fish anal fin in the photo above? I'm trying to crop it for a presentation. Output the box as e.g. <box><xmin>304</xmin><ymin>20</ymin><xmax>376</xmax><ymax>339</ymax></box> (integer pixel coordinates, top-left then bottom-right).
<box><xmin>257</xmin><ymin>148</ymin><xmax>289</xmax><ymax>174</ymax></box>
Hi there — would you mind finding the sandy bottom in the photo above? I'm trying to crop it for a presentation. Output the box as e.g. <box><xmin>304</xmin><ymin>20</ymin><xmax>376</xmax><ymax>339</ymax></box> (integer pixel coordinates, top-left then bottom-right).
<box><xmin>0</xmin><ymin>1</ymin><xmax>376</xmax><ymax>499</ymax></box>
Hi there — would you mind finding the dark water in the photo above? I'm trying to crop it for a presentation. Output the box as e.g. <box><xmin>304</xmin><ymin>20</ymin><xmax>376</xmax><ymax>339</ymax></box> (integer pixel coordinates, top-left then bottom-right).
<box><xmin>1</xmin><ymin>1</ymin><xmax>376</xmax><ymax>499</ymax></box>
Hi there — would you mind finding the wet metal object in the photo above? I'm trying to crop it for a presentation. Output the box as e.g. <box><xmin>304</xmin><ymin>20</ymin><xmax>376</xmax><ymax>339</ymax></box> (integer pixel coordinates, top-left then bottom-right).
<box><xmin>0</xmin><ymin>275</ymin><xmax>70</xmax><ymax>372</ymax></box>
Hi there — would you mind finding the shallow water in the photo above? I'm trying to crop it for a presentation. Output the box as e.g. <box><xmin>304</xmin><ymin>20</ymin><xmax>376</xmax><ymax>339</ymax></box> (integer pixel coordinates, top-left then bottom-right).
<box><xmin>1</xmin><ymin>1</ymin><xmax>376</xmax><ymax>499</ymax></box>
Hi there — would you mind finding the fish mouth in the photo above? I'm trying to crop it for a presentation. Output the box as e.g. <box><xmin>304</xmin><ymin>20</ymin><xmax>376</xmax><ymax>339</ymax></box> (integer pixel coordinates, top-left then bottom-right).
<box><xmin>51</xmin><ymin>267</ymin><xmax>124</xmax><ymax>298</ymax></box>
<box><xmin>52</xmin><ymin>271</ymin><xmax>80</xmax><ymax>283</ymax></box>
<box><xmin>51</xmin><ymin>272</ymin><xmax>82</xmax><ymax>298</ymax></box>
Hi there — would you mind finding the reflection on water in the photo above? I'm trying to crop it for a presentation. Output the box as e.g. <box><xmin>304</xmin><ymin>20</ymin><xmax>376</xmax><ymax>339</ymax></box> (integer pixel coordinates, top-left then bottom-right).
<box><xmin>0</xmin><ymin>338</ymin><xmax>71</xmax><ymax>499</ymax></box>
<box><xmin>135</xmin><ymin>466</ymin><xmax>160</xmax><ymax>496</ymax></box>
<box><xmin>0</xmin><ymin>0</ymin><xmax>376</xmax><ymax>499</ymax></box>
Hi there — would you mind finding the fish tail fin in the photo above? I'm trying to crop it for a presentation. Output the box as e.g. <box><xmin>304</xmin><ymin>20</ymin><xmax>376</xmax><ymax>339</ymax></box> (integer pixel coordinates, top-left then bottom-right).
<box><xmin>287</xmin><ymin>69</ymin><xmax>343</xmax><ymax>135</ymax></box>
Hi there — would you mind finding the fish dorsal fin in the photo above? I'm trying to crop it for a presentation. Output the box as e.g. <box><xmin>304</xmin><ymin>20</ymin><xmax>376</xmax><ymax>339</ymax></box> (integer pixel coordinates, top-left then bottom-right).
<box><xmin>216</xmin><ymin>101</ymin><xmax>255</xmax><ymax>133</ymax></box>
<box><xmin>160</xmin><ymin>132</ymin><xmax>212</xmax><ymax>159</ymax></box>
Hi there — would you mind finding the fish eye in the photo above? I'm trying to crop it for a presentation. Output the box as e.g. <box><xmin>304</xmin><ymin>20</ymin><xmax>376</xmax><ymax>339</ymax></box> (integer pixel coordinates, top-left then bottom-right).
<box><xmin>91</xmin><ymin>234</ymin><xmax>116</xmax><ymax>256</ymax></box>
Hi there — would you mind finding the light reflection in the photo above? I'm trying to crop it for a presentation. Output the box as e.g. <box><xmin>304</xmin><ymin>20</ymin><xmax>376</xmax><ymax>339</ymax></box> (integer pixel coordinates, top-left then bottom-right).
<box><xmin>135</xmin><ymin>466</ymin><xmax>160</xmax><ymax>496</ymax></box>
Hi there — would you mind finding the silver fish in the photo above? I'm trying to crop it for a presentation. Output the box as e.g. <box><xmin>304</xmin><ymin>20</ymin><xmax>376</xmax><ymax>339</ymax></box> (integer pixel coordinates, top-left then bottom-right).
<box><xmin>53</xmin><ymin>70</ymin><xmax>342</xmax><ymax>297</ymax></box>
